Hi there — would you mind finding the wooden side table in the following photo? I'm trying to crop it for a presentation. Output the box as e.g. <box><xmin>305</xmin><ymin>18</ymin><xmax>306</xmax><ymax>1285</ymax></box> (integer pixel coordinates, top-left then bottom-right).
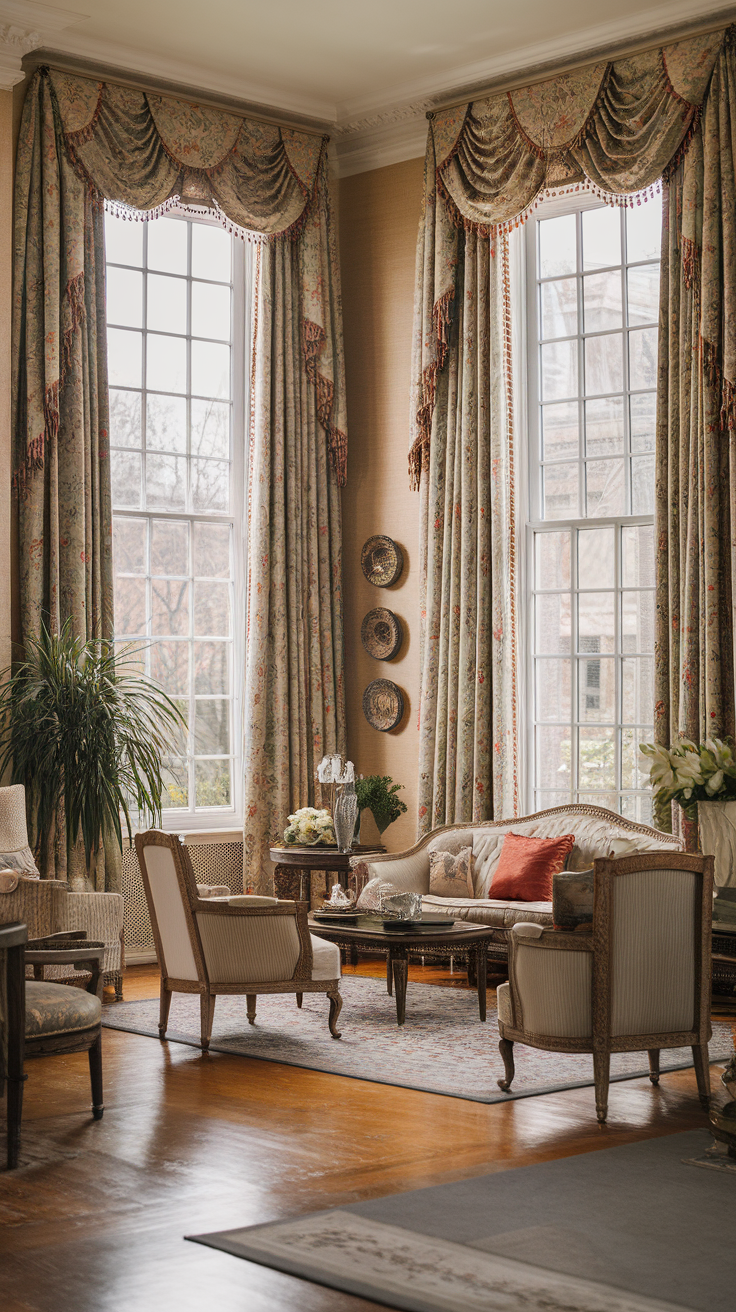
<box><xmin>269</xmin><ymin>845</ymin><xmax>385</xmax><ymax>904</ymax></box>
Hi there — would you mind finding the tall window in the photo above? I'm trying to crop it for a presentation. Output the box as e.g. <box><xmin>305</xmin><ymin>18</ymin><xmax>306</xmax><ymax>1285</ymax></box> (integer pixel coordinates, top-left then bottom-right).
<box><xmin>106</xmin><ymin>210</ymin><xmax>246</xmax><ymax>826</ymax></box>
<box><xmin>525</xmin><ymin>196</ymin><xmax>661</xmax><ymax>823</ymax></box>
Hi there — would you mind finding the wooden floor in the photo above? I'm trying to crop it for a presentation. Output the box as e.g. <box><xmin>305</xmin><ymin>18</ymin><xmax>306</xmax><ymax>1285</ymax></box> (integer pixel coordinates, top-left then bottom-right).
<box><xmin>1</xmin><ymin>960</ymin><xmax>733</xmax><ymax>1312</ymax></box>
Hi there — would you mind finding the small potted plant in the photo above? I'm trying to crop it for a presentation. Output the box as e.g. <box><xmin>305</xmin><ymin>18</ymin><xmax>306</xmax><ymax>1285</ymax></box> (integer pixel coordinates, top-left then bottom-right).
<box><xmin>354</xmin><ymin>775</ymin><xmax>407</xmax><ymax>838</ymax></box>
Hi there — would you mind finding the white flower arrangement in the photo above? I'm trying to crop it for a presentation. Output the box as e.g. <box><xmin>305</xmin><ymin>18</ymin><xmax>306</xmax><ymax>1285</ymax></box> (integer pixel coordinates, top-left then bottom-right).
<box><xmin>639</xmin><ymin>737</ymin><xmax>736</xmax><ymax>817</ymax></box>
<box><xmin>283</xmin><ymin>806</ymin><xmax>336</xmax><ymax>847</ymax></box>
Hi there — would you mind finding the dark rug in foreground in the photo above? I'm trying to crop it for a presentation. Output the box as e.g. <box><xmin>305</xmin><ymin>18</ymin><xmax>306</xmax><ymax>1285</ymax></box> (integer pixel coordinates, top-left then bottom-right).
<box><xmin>102</xmin><ymin>977</ymin><xmax>733</xmax><ymax>1103</ymax></box>
<box><xmin>189</xmin><ymin>1130</ymin><xmax>735</xmax><ymax>1312</ymax></box>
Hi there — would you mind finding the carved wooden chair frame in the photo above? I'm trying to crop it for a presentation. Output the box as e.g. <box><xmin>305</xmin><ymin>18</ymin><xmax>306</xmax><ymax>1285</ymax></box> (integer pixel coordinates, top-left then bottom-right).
<box><xmin>497</xmin><ymin>852</ymin><xmax>714</xmax><ymax>1122</ymax></box>
<box><xmin>135</xmin><ymin>830</ymin><xmax>343</xmax><ymax>1049</ymax></box>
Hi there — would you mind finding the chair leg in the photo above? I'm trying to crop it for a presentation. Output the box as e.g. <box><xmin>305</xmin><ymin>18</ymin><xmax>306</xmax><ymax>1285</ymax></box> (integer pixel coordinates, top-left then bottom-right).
<box><xmin>594</xmin><ymin>1049</ymin><xmax>610</xmax><ymax>1123</ymax></box>
<box><xmin>296</xmin><ymin>993</ymin><xmax>303</xmax><ymax>1009</ymax></box>
<box><xmin>327</xmin><ymin>986</ymin><xmax>342</xmax><ymax>1039</ymax></box>
<box><xmin>88</xmin><ymin>1033</ymin><xmax>104</xmax><ymax>1120</ymax></box>
<box><xmin>497</xmin><ymin>1038</ymin><xmax>515</xmax><ymax>1091</ymax></box>
<box><xmin>647</xmin><ymin>1049</ymin><xmax>660</xmax><ymax>1085</ymax></box>
<box><xmin>246</xmin><ymin>994</ymin><xmax>257</xmax><ymax>1025</ymax></box>
<box><xmin>159</xmin><ymin>984</ymin><xmax>173</xmax><ymax>1039</ymax></box>
<box><xmin>386</xmin><ymin>955</ymin><xmax>393</xmax><ymax>996</ymax></box>
<box><xmin>200</xmin><ymin>993</ymin><xmax>216</xmax><ymax>1050</ymax></box>
<box><xmin>692</xmin><ymin>1044</ymin><xmax>711</xmax><ymax>1106</ymax></box>
<box><xmin>114</xmin><ymin>974</ymin><xmax>124</xmax><ymax>1002</ymax></box>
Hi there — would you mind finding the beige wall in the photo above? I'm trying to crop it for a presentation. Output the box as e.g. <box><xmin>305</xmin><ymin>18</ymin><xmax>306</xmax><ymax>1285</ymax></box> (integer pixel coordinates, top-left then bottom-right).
<box><xmin>0</xmin><ymin>89</ymin><xmax>13</xmax><ymax>675</ymax></box>
<box><xmin>339</xmin><ymin>156</ymin><xmax>424</xmax><ymax>853</ymax></box>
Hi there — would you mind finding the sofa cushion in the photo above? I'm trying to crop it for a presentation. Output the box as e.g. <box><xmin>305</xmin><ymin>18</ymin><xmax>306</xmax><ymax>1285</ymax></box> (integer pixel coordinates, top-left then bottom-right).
<box><xmin>490</xmin><ymin>832</ymin><xmax>575</xmax><ymax>901</ymax></box>
<box><xmin>421</xmin><ymin>894</ymin><xmax>554</xmax><ymax>929</ymax></box>
<box><xmin>25</xmin><ymin>981</ymin><xmax>101</xmax><ymax>1038</ymax></box>
<box><xmin>359</xmin><ymin>849</ymin><xmax>430</xmax><ymax>893</ymax></box>
<box><xmin>428</xmin><ymin>847</ymin><xmax>474</xmax><ymax>898</ymax></box>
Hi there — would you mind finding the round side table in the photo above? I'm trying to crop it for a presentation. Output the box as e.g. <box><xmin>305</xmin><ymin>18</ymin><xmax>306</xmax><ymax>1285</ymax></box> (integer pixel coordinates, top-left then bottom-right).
<box><xmin>269</xmin><ymin>844</ymin><xmax>385</xmax><ymax>903</ymax></box>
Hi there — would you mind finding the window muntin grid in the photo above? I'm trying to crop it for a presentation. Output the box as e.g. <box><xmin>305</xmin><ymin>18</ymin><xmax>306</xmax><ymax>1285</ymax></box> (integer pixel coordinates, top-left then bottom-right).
<box><xmin>527</xmin><ymin>198</ymin><xmax>659</xmax><ymax>823</ymax></box>
<box><xmin>106</xmin><ymin>210</ymin><xmax>239</xmax><ymax>819</ymax></box>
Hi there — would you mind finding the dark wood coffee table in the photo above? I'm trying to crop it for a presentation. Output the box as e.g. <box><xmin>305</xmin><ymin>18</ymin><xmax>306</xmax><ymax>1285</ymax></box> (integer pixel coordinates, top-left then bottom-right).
<box><xmin>308</xmin><ymin>915</ymin><xmax>494</xmax><ymax>1026</ymax></box>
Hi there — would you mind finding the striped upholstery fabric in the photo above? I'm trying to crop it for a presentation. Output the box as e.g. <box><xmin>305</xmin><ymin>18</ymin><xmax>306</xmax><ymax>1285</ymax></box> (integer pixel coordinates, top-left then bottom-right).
<box><xmin>514</xmin><ymin>942</ymin><xmax>592</xmax><ymax>1038</ymax></box>
<box><xmin>196</xmin><ymin>913</ymin><xmax>302</xmax><ymax>983</ymax></box>
<box><xmin>142</xmin><ymin>844</ymin><xmax>198</xmax><ymax>980</ymax></box>
<box><xmin>496</xmin><ymin>980</ymin><xmax>512</xmax><ymax>1025</ymax></box>
<box><xmin>611</xmin><ymin>869</ymin><xmax>697</xmax><ymax>1036</ymax></box>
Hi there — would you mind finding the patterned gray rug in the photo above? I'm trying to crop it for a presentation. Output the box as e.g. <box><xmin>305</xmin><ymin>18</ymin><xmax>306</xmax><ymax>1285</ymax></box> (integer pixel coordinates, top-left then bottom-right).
<box><xmin>101</xmin><ymin>977</ymin><xmax>734</xmax><ymax>1103</ymax></box>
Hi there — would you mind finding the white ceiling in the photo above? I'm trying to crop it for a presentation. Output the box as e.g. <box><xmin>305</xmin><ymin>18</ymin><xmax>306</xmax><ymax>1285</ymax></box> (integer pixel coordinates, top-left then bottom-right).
<box><xmin>26</xmin><ymin>0</ymin><xmax>732</xmax><ymax>127</ymax></box>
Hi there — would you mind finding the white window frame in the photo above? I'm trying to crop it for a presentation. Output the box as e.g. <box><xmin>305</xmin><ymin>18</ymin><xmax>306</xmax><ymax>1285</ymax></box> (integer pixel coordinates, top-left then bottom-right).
<box><xmin>517</xmin><ymin>191</ymin><xmax>657</xmax><ymax>820</ymax></box>
<box><xmin>107</xmin><ymin>204</ymin><xmax>250</xmax><ymax>833</ymax></box>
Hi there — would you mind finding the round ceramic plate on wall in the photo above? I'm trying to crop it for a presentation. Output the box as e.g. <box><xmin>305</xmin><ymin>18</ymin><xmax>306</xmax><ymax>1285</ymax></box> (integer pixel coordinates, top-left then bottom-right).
<box><xmin>361</xmin><ymin>608</ymin><xmax>402</xmax><ymax>661</ymax></box>
<box><xmin>361</xmin><ymin>536</ymin><xmax>403</xmax><ymax>588</ymax></box>
<box><xmin>362</xmin><ymin>679</ymin><xmax>404</xmax><ymax>731</ymax></box>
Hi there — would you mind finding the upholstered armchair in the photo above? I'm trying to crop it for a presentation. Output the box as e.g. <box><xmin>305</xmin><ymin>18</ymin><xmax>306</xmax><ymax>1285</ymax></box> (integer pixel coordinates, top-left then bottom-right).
<box><xmin>496</xmin><ymin>853</ymin><xmax>714</xmax><ymax>1123</ymax></box>
<box><xmin>135</xmin><ymin>830</ymin><xmax>343</xmax><ymax>1050</ymax></box>
<box><xmin>0</xmin><ymin>785</ymin><xmax>124</xmax><ymax>998</ymax></box>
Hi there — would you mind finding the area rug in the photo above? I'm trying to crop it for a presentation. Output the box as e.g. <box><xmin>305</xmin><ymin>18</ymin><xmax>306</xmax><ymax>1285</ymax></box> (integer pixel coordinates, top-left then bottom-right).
<box><xmin>102</xmin><ymin>977</ymin><xmax>734</xmax><ymax>1104</ymax></box>
<box><xmin>188</xmin><ymin>1130</ymin><xmax>735</xmax><ymax>1312</ymax></box>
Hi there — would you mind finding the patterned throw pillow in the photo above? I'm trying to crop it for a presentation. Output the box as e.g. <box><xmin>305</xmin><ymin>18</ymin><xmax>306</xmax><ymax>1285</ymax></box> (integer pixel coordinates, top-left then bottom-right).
<box><xmin>428</xmin><ymin>846</ymin><xmax>474</xmax><ymax>898</ymax></box>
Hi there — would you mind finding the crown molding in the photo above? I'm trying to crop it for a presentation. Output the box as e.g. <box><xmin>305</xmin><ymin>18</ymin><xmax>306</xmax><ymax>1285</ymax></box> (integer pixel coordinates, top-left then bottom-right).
<box><xmin>334</xmin><ymin>110</ymin><xmax>428</xmax><ymax>178</ymax></box>
<box><xmin>0</xmin><ymin>0</ymin><xmax>84</xmax><ymax>87</ymax></box>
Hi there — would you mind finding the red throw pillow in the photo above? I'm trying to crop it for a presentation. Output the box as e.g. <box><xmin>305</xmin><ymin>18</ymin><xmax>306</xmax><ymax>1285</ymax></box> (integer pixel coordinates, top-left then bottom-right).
<box><xmin>490</xmin><ymin>832</ymin><xmax>575</xmax><ymax>902</ymax></box>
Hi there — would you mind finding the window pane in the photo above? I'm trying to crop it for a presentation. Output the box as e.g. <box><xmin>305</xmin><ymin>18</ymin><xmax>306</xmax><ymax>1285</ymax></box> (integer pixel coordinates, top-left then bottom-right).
<box><xmin>585</xmin><ymin>397</ymin><xmax>623</xmax><ymax>456</ymax></box>
<box><xmin>622</xmin><ymin>591</ymin><xmax>654</xmax><ymax>652</ymax></box>
<box><xmin>193</xmin><ymin>523</ymin><xmax>230</xmax><ymax>577</ymax></box>
<box><xmin>148</xmin><ymin>218</ymin><xmax>187</xmax><ymax>274</ymax></box>
<box><xmin>111</xmin><ymin>450</ymin><xmax>141</xmax><ymax>508</ymax></box>
<box><xmin>151</xmin><ymin>641</ymin><xmax>189</xmax><ymax>695</ymax></box>
<box><xmin>534</xmin><ymin>531</ymin><xmax>570</xmax><ymax>590</ymax></box>
<box><xmin>631</xmin><ymin>455</ymin><xmax>655</xmax><ymax>514</ymax></box>
<box><xmin>583</xmin><ymin>271</ymin><xmax>622</xmax><ymax>332</ymax></box>
<box><xmin>151</xmin><ymin>579</ymin><xmax>189</xmax><ymax>636</ymax></box>
<box><xmin>146</xmin><ymin>393</ymin><xmax>187</xmax><ymax>453</ymax></box>
<box><xmin>108</xmin><ymin>328</ymin><xmax>142</xmax><ymax>388</ymax></box>
<box><xmin>626</xmin><ymin>198</ymin><xmax>661</xmax><ymax>262</ymax></box>
<box><xmin>115</xmin><ymin>576</ymin><xmax>146</xmax><ymax>634</ymax></box>
<box><xmin>191</xmin><ymin>459</ymin><xmax>229</xmax><ymax>512</ymax></box>
<box><xmin>620</xmin><ymin>793</ymin><xmax>653</xmax><ymax>825</ymax></box>
<box><xmin>191</xmin><ymin>281</ymin><xmax>231</xmax><ymax>341</ymax></box>
<box><xmin>579</xmin><ymin>727</ymin><xmax>615</xmax><ymax>790</ymax></box>
<box><xmin>541</xmin><ymin>402</ymin><xmax>578</xmax><ymax>461</ymax></box>
<box><xmin>194</xmin><ymin>581</ymin><xmax>230</xmax><ymax>636</ymax></box>
<box><xmin>105</xmin><ymin>214</ymin><xmax>143</xmax><ymax>266</ymax></box>
<box><xmin>578</xmin><ymin>656</ymin><xmax>614</xmax><ymax>722</ymax></box>
<box><xmin>622</xmin><ymin>525</ymin><xmax>655</xmax><ymax>587</ymax></box>
<box><xmin>113</xmin><ymin>517</ymin><xmax>146</xmax><ymax>573</ymax></box>
<box><xmin>539</xmin><ymin>214</ymin><xmax>576</xmax><ymax>278</ymax></box>
<box><xmin>194</xmin><ymin>642</ymin><xmax>229</xmax><ymax>694</ymax></box>
<box><xmin>147</xmin><ymin>273</ymin><xmax>187</xmax><ymax>334</ymax></box>
<box><xmin>163</xmin><ymin>759</ymin><xmax>189</xmax><ymax>807</ymax></box>
<box><xmin>536</xmin><ymin>725</ymin><xmax>571</xmax><ymax>790</ymax></box>
<box><xmin>627</xmin><ymin>264</ymin><xmax>659</xmax><ymax>325</ymax></box>
<box><xmin>535</xmin><ymin>658</ymin><xmax>571</xmax><ymax>721</ymax></box>
<box><xmin>535</xmin><ymin>790</ymin><xmax>573</xmax><ymax>808</ymax></box>
<box><xmin>585</xmin><ymin>458</ymin><xmax>625</xmax><ymax>517</ymax></box>
<box><xmin>192</xmin><ymin>223</ymin><xmax>231</xmax><ymax>282</ymax></box>
<box><xmin>151</xmin><ymin>520</ymin><xmax>189</xmax><ymax>576</ymax></box>
<box><xmin>110</xmin><ymin>390</ymin><xmax>142</xmax><ymax>448</ymax></box>
<box><xmin>622</xmin><ymin>656</ymin><xmax>653</xmax><ymax>723</ymax></box>
<box><xmin>194</xmin><ymin>699</ymin><xmax>230</xmax><ymax>754</ymax></box>
<box><xmin>540</xmin><ymin>278</ymin><xmax>577</xmax><ymax>339</ymax></box>
<box><xmin>578</xmin><ymin>527</ymin><xmax>614</xmax><ymax>589</ymax></box>
<box><xmin>147</xmin><ymin>334</ymin><xmax>187</xmax><ymax>393</ymax></box>
<box><xmin>107</xmin><ymin>266</ymin><xmax>142</xmax><ymax>328</ymax></box>
<box><xmin>578</xmin><ymin>592</ymin><xmax>615</xmax><ymax>653</ymax></box>
<box><xmin>146</xmin><ymin>454</ymin><xmax>186</xmax><ymax>510</ymax></box>
<box><xmin>621</xmin><ymin>727</ymin><xmax>653</xmax><ymax>789</ymax></box>
<box><xmin>191</xmin><ymin>398</ymin><xmax>230</xmax><ymax>458</ymax></box>
<box><xmin>629</xmin><ymin>327</ymin><xmax>658</xmax><ymax>391</ymax></box>
<box><xmin>630</xmin><ymin>392</ymin><xmax>656</xmax><ymax>452</ymax></box>
<box><xmin>535</xmin><ymin>593</ymin><xmax>571</xmax><ymax>653</ymax></box>
<box><xmin>195</xmin><ymin>759</ymin><xmax>232</xmax><ymax>807</ymax></box>
<box><xmin>191</xmin><ymin>340</ymin><xmax>230</xmax><ymax>399</ymax></box>
<box><xmin>543</xmin><ymin>462</ymin><xmax>578</xmax><ymax>519</ymax></box>
<box><xmin>541</xmin><ymin>340</ymin><xmax>577</xmax><ymax>401</ymax></box>
<box><xmin>582</xmin><ymin>206</ymin><xmax>620</xmax><ymax>269</ymax></box>
<box><xmin>584</xmin><ymin>333</ymin><xmax>623</xmax><ymax>395</ymax></box>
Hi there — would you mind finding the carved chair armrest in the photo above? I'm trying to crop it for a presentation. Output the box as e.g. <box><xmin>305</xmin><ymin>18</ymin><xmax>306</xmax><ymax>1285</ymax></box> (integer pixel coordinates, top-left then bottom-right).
<box><xmin>25</xmin><ymin>940</ymin><xmax>105</xmax><ymax>997</ymax></box>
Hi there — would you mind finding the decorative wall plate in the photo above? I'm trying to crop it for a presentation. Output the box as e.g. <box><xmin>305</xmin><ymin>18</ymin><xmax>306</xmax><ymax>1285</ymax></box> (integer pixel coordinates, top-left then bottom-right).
<box><xmin>361</xmin><ymin>608</ymin><xmax>402</xmax><ymax>661</ymax></box>
<box><xmin>362</xmin><ymin>679</ymin><xmax>404</xmax><ymax>731</ymax></box>
<box><xmin>361</xmin><ymin>535</ymin><xmax>403</xmax><ymax>588</ymax></box>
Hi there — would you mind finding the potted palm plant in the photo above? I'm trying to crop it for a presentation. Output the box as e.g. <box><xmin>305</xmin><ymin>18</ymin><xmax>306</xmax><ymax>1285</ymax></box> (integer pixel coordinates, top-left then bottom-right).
<box><xmin>0</xmin><ymin>621</ymin><xmax>184</xmax><ymax>889</ymax></box>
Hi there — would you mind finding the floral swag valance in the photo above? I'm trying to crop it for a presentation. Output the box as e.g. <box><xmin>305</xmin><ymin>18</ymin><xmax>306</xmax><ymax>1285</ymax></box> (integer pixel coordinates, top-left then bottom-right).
<box><xmin>409</xmin><ymin>26</ymin><xmax>731</xmax><ymax>485</ymax></box>
<box><xmin>15</xmin><ymin>66</ymin><xmax>347</xmax><ymax>491</ymax></box>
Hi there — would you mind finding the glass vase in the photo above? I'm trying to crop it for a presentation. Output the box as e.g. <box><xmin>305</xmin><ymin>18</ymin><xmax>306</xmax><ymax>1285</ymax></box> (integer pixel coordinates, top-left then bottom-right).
<box><xmin>334</xmin><ymin>785</ymin><xmax>358</xmax><ymax>853</ymax></box>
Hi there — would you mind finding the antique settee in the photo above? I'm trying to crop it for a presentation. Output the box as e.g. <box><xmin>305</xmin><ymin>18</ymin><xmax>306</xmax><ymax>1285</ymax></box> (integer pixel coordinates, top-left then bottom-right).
<box><xmin>349</xmin><ymin>805</ymin><xmax>683</xmax><ymax>971</ymax></box>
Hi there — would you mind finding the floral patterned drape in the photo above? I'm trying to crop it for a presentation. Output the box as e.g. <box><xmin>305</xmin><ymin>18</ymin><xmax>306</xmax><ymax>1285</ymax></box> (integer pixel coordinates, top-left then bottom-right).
<box><xmin>411</xmin><ymin>26</ymin><xmax>730</xmax><ymax>833</ymax></box>
<box><xmin>13</xmin><ymin>67</ymin><xmax>347</xmax><ymax>886</ymax></box>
